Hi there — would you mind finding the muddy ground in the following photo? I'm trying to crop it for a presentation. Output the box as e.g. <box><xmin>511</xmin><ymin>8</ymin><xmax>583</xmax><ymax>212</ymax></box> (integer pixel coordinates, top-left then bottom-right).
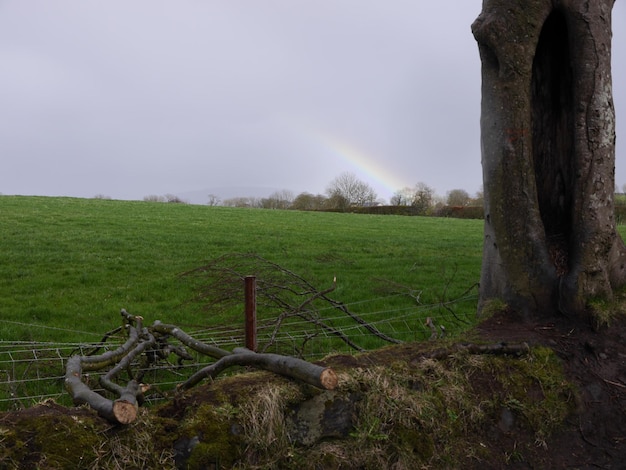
<box><xmin>475</xmin><ymin>309</ymin><xmax>626</xmax><ymax>468</ymax></box>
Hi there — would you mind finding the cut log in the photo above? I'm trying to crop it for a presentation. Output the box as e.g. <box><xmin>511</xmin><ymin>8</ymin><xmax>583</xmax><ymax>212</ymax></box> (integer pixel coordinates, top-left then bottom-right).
<box><xmin>64</xmin><ymin>314</ymin><xmax>147</xmax><ymax>425</ymax></box>
<box><xmin>112</xmin><ymin>400</ymin><xmax>137</xmax><ymax>425</ymax></box>
<box><xmin>66</xmin><ymin>356</ymin><xmax>141</xmax><ymax>425</ymax></box>
<box><xmin>180</xmin><ymin>348</ymin><xmax>338</xmax><ymax>391</ymax></box>
<box><xmin>320</xmin><ymin>368</ymin><xmax>339</xmax><ymax>390</ymax></box>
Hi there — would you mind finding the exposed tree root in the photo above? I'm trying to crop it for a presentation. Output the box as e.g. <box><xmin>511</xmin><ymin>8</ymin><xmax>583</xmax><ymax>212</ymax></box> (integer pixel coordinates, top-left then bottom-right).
<box><xmin>425</xmin><ymin>341</ymin><xmax>530</xmax><ymax>360</ymax></box>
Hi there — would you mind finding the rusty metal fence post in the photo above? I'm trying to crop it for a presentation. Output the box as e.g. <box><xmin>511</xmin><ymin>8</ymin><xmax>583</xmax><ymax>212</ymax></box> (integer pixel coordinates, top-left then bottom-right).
<box><xmin>244</xmin><ymin>276</ymin><xmax>257</xmax><ymax>352</ymax></box>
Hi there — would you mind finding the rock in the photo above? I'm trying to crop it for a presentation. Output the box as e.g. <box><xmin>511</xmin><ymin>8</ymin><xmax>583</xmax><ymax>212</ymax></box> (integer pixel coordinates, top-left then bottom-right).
<box><xmin>498</xmin><ymin>407</ymin><xmax>515</xmax><ymax>433</ymax></box>
<box><xmin>173</xmin><ymin>435</ymin><xmax>199</xmax><ymax>469</ymax></box>
<box><xmin>285</xmin><ymin>391</ymin><xmax>358</xmax><ymax>446</ymax></box>
<box><xmin>585</xmin><ymin>382</ymin><xmax>604</xmax><ymax>402</ymax></box>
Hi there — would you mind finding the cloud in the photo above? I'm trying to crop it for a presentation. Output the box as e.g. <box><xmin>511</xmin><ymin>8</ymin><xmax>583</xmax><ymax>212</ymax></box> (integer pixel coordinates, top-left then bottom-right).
<box><xmin>0</xmin><ymin>1</ymin><xmax>623</xmax><ymax>201</ymax></box>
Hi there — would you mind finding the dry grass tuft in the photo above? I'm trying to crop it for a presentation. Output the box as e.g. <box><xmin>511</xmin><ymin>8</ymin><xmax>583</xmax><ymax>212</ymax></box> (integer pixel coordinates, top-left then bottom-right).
<box><xmin>90</xmin><ymin>409</ymin><xmax>175</xmax><ymax>470</ymax></box>
<box><xmin>238</xmin><ymin>381</ymin><xmax>304</xmax><ymax>468</ymax></box>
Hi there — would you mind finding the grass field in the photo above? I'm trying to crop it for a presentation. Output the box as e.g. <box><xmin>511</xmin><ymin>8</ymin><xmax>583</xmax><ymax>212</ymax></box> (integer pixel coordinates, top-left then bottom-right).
<box><xmin>0</xmin><ymin>196</ymin><xmax>484</xmax><ymax>407</ymax></box>
<box><xmin>0</xmin><ymin>195</ymin><xmax>483</xmax><ymax>350</ymax></box>
<box><xmin>2</xmin><ymin>195</ymin><xmax>625</xmax><ymax>409</ymax></box>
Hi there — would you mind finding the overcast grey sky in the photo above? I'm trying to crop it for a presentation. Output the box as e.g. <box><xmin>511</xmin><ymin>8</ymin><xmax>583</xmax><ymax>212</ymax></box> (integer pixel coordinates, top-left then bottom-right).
<box><xmin>1</xmin><ymin>1</ymin><xmax>624</xmax><ymax>204</ymax></box>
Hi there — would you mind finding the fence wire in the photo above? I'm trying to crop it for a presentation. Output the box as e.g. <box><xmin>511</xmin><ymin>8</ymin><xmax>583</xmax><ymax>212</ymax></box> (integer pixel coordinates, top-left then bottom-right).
<box><xmin>0</xmin><ymin>294</ymin><xmax>477</xmax><ymax>411</ymax></box>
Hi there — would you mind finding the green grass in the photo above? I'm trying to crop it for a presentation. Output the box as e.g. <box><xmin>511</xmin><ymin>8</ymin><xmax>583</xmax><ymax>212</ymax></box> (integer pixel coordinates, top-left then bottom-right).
<box><xmin>0</xmin><ymin>195</ymin><xmax>483</xmax><ymax>349</ymax></box>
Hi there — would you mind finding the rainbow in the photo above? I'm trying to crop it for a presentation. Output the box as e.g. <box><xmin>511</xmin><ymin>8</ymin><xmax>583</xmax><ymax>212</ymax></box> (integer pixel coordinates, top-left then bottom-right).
<box><xmin>308</xmin><ymin>131</ymin><xmax>411</xmax><ymax>199</ymax></box>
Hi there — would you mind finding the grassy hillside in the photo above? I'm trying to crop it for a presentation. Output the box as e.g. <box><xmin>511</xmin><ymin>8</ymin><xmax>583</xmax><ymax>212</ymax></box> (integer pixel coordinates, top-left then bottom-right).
<box><xmin>0</xmin><ymin>196</ymin><xmax>483</xmax><ymax>350</ymax></box>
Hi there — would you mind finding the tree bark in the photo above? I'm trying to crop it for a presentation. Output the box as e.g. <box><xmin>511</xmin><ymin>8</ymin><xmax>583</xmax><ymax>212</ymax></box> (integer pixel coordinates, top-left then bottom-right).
<box><xmin>472</xmin><ymin>0</ymin><xmax>626</xmax><ymax>316</ymax></box>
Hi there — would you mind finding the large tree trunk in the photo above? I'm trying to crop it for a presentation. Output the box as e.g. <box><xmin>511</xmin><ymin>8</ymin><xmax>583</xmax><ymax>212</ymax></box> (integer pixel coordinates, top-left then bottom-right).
<box><xmin>472</xmin><ymin>0</ymin><xmax>626</xmax><ymax>316</ymax></box>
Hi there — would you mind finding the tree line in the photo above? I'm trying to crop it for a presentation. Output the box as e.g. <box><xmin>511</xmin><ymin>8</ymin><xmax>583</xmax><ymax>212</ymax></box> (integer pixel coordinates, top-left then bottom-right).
<box><xmin>142</xmin><ymin>171</ymin><xmax>484</xmax><ymax>215</ymax></box>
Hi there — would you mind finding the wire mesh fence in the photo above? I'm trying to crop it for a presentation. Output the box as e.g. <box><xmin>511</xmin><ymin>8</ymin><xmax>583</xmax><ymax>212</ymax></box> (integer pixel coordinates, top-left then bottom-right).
<box><xmin>0</xmin><ymin>294</ymin><xmax>477</xmax><ymax>412</ymax></box>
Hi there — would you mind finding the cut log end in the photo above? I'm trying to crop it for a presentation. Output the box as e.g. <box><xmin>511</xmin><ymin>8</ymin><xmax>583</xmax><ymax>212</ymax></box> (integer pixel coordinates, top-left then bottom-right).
<box><xmin>320</xmin><ymin>368</ymin><xmax>338</xmax><ymax>390</ymax></box>
<box><xmin>113</xmin><ymin>399</ymin><xmax>138</xmax><ymax>425</ymax></box>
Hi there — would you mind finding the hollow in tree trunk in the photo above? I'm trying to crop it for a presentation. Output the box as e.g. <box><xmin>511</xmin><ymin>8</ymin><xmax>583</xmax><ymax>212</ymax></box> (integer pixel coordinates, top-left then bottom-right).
<box><xmin>472</xmin><ymin>0</ymin><xmax>626</xmax><ymax>317</ymax></box>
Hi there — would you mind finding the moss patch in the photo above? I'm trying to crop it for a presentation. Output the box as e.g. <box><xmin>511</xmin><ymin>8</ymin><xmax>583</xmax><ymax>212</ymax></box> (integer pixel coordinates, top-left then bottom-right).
<box><xmin>0</xmin><ymin>410</ymin><xmax>101</xmax><ymax>469</ymax></box>
<box><xmin>180</xmin><ymin>403</ymin><xmax>243</xmax><ymax>469</ymax></box>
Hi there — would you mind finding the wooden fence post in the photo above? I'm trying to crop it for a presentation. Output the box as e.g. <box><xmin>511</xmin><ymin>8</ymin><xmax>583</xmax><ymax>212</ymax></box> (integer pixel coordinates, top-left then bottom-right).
<box><xmin>244</xmin><ymin>276</ymin><xmax>257</xmax><ymax>352</ymax></box>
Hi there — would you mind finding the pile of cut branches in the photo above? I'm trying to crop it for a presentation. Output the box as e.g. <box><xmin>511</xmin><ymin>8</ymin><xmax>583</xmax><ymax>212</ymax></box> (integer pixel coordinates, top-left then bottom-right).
<box><xmin>65</xmin><ymin>309</ymin><xmax>337</xmax><ymax>424</ymax></box>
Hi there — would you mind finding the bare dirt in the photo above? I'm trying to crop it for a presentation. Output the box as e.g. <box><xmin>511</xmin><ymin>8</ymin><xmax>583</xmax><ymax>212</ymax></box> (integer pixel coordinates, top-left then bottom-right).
<box><xmin>475</xmin><ymin>309</ymin><xmax>626</xmax><ymax>469</ymax></box>
<box><xmin>1</xmin><ymin>310</ymin><xmax>625</xmax><ymax>469</ymax></box>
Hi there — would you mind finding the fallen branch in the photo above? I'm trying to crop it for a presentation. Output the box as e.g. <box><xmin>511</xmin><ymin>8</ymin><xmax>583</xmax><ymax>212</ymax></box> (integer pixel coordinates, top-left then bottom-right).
<box><xmin>260</xmin><ymin>276</ymin><xmax>366</xmax><ymax>353</ymax></box>
<box><xmin>183</xmin><ymin>253</ymin><xmax>402</xmax><ymax>353</ymax></box>
<box><xmin>180</xmin><ymin>347</ymin><xmax>338</xmax><ymax>391</ymax></box>
<box><xmin>65</xmin><ymin>314</ymin><xmax>147</xmax><ymax>424</ymax></box>
<box><xmin>65</xmin><ymin>355</ymin><xmax>139</xmax><ymax>424</ymax></box>
<box><xmin>151</xmin><ymin>323</ymin><xmax>338</xmax><ymax>390</ymax></box>
<box><xmin>66</xmin><ymin>310</ymin><xmax>338</xmax><ymax>424</ymax></box>
<box><xmin>151</xmin><ymin>321</ymin><xmax>230</xmax><ymax>359</ymax></box>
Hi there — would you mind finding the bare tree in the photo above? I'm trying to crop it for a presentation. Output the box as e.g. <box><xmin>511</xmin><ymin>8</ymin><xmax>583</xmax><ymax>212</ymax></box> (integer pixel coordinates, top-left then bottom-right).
<box><xmin>472</xmin><ymin>0</ymin><xmax>626</xmax><ymax>317</ymax></box>
<box><xmin>472</xmin><ymin>187</ymin><xmax>484</xmax><ymax>207</ymax></box>
<box><xmin>222</xmin><ymin>197</ymin><xmax>261</xmax><ymax>208</ymax></box>
<box><xmin>261</xmin><ymin>190</ymin><xmax>294</xmax><ymax>209</ymax></box>
<box><xmin>292</xmin><ymin>192</ymin><xmax>327</xmax><ymax>211</ymax></box>
<box><xmin>390</xmin><ymin>187</ymin><xmax>415</xmax><ymax>206</ymax></box>
<box><xmin>326</xmin><ymin>172</ymin><xmax>377</xmax><ymax>210</ymax></box>
<box><xmin>411</xmin><ymin>182</ymin><xmax>435</xmax><ymax>215</ymax></box>
<box><xmin>325</xmin><ymin>192</ymin><xmax>350</xmax><ymax>212</ymax></box>
<box><xmin>446</xmin><ymin>189</ymin><xmax>471</xmax><ymax>207</ymax></box>
<box><xmin>165</xmin><ymin>194</ymin><xmax>187</xmax><ymax>204</ymax></box>
<box><xmin>206</xmin><ymin>194</ymin><xmax>221</xmax><ymax>206</ymax></box>
<box><xmin>143</xmin><ymin>195</ymin><xmax>166</xmax><ymax>203</ymax></box>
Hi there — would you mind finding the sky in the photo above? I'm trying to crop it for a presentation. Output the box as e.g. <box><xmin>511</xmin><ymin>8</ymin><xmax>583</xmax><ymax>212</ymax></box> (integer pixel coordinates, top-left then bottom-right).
<box><xmin>0</xmin><ymin>1</ymin><xmax>624</xmax><ymax>204</ymax></box>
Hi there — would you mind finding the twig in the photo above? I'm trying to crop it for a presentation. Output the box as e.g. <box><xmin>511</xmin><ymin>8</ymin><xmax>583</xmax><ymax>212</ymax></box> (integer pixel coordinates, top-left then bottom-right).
<box><xmin>601</xmin><ymin>378</ymin><xmax>626</xmax><ymax>390</ymax></box>
<box><xmin>426</xmin><ymin>317</ymin><xmax>438</xmax><ymax>340</ymax></box>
